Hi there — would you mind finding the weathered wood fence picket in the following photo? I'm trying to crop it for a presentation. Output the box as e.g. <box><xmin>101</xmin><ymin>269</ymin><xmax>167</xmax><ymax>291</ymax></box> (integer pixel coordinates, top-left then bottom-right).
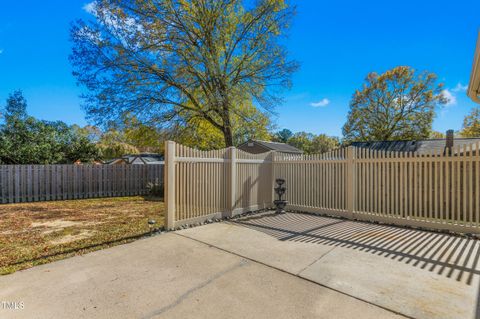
<box><xmin>0</xmin><ymin>164</ymin><xmax>163</xmax><ymax>204</ymax></box>
<box><xmin>165</xmin><ymin>141</ymin><xmax>480</xmax><ymax>235</ymax></box>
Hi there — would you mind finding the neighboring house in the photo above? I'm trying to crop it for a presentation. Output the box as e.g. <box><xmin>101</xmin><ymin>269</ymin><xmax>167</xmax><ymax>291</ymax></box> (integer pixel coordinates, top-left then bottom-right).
<box><xmin>468</xmin><ymin>31</ymin><xmax>480</xmax><ymax>103</ymax></box>
<box><xmin>105</xmin><ymin>153</ymin><xmax>164</xmax><ymax>165</ymax></box>
<box><xmin>238</xmin><ymin>140</ymin><xmax>304</xmax><ymax>154</ymax></box>
<box><xmin>126</xmin><ymin>154</ymin><xmax>164</xmax><ymax>165</ymax></box>
<box><xmin>352</xmin><ymin>130</ymin><xmax>480</xmax><ymax>155</ymax></box>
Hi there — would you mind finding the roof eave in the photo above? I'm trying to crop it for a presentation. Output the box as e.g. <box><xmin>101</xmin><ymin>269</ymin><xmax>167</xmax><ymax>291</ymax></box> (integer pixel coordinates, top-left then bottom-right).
<box><xmin>467</xmin><ymin>88</ymin><xmax>480</xmax><ymax>104</ymax></box>
<box><xmin>468</xmin><ymin>31</ymin><xmax>480</xmax><ymax>104</ymax></box>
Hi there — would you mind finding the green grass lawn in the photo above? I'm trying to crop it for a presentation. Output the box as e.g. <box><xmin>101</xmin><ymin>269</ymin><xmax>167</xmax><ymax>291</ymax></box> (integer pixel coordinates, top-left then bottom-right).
<box><xmin>0</xmin><ymin>196</ymin><xmax>164</xmax><ymax>275</ymax></box>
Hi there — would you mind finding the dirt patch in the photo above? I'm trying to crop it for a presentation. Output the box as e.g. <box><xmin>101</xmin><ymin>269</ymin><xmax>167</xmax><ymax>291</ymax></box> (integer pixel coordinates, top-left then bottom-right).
<box><xmin>31</xmin><ymin>220</ymin><xmax>86</xmax><ymax>235</ymax></box>
<box><xmin>49</xmin><ymin>231</ymin><xmax>96</xmax><ymax>245</ymax></box>
<box><xmin>0</xmin><ymin>230</ymin><xmax>16</xmax><ymax>235</ymax></box>
<box><xmin>32</xmin><ymin>220</ymin><xmax>83</xmax><ymax>229</ymax></box>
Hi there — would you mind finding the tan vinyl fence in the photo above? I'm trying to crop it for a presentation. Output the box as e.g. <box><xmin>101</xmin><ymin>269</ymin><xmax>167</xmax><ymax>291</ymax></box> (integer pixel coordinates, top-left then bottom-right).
<box><xmin>165</xmin><ymin>141</ymin><xmax>480</xmax><ymax>234</ymax></box>
<box><xmin>164</xmin><ymin>141</ymin><xmax>273</xmax><ymax>228</ymax></box>
<box><xmin>0</xmin><ymin>164</ymin><xmax>163</xmax><ymax>204</ymax></box>
<box><xmin>274</xmin><ymin>148</ymin><xmax>351</xmax><ymax>218</ymax></box>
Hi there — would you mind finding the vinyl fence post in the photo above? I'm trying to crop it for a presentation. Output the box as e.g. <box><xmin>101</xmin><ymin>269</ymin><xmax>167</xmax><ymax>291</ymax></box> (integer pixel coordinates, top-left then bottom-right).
<box><xmin>346</xmin><ymin>146</ymin><xmax>355</xmax><ymax>218</ymax></box>
<box><xmin>229</xmin><ymin>146</ymin><xmax>237</xmax><ymax>217</ymax></box>
<box><xmin>270</xmin><ymin>151</ymin><xmax>276</xmax><ymax>208</ymax></box>
<box><xmin>165</xmin><ymin>141</ymin><xmax>176</xmax><ymax>230</ymax></box>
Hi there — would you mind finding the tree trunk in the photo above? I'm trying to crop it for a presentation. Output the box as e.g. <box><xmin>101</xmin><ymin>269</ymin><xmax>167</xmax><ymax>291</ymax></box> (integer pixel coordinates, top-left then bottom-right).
<box><xmin>220</xmin><ymin>93</ymin><xmax>234</xmax><ymax>147</ymax></box>
<box><xmin>223</xmin><ymin>126</ymin><xmax>234</xmax><ymax>147</ymax></box>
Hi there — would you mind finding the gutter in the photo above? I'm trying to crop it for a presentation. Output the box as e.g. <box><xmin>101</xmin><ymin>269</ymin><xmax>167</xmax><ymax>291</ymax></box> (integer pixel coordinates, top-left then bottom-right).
<box><xmin>468</xmin><ymin>31</ymin><xmax>480</xmax><ymax>104</ymax></box>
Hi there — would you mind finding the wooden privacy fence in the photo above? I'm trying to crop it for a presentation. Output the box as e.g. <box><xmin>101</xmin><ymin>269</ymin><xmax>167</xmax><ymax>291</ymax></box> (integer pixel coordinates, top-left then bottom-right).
<box><xmin>0</xmin><ymin>164</ymin><xmax>163</xmax><ymax>204</ymax></box>
<box><xmin>165</xmin><ymin>141</ymin><xmax>480</xmax><ymax>234</ymax></box>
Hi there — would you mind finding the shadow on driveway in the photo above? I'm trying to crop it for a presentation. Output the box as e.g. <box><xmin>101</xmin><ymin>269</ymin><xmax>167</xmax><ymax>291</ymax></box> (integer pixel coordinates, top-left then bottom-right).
<box><xmin>232</xmin><ymin>212</ymin><xmax>480</xmax><ymax>286</ymax></box>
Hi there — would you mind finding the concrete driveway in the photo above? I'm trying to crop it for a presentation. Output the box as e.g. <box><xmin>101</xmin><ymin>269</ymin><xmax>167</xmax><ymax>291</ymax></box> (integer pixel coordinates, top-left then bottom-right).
<box><xmin>0</xmin><ymin>226</ymin><xmax>402</xmax><ymax>319</ymax></box>
<box><xmin>1</xmin><ymin>212</ymin><xmax>478</xmax><ymax>319</ymax></box>
<box><xmin>179</xmin><ymin>212</ymin><xmax>480</xmax><ymax>319</ymax></box>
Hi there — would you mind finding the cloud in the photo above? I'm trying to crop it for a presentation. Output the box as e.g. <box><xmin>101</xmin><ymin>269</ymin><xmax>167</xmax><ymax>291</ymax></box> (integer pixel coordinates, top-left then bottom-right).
<box><xmin>310</xmin><ymin>98</ymin><xmax>330</xmax><ymax>107</ymax></box>
<box><xmin>452</xmin><ymin>83</ymin><xmax>468</xmax><ymax>93</ymax></box>
<box><xmin>442</xmin><ymin>89</ymin><xmax>457</xmax><ymax>106</ymax></box>
<box><xmin>0</xmin><ymin>49</ymin><xmax>3</xmax><ymax>54</ymax></box>
<box><xmin>83</xmin><ymin>2</ymin><xmax>96</xmax><ymax>14</ymax></box>
<box><xmin>438</xmin><ymin>83</ymin><xmax>467</xmax><ymax>116</ymax></box>
<box><xmin>440</xmin><ymin>88</ymin><xmax>458</xmax><ymax>117</ymax></box>
<box><xmin>79</xmin><ymin>1</ymin><xmax>143</xmax><ymax>48</ymax></box>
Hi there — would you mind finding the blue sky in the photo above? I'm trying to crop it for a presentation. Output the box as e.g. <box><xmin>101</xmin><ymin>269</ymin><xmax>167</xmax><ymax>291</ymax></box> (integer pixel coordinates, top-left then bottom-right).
<box><xmin>0</xmin><ymin>0</ymin><xmax>478</xmax><ymax>137</ymax></box>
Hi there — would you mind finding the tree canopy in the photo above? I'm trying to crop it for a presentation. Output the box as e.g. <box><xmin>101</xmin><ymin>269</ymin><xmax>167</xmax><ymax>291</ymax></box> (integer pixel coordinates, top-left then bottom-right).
<box><xmin>0</xmin><ymin>91</ymin><xmax>101</xmax><ymax>164</ymax></box>
<box><xmin>430</xmin><ymin>131</ymin><xmax>446</xmax><ymax>139</ymax></box>
<box><xmin>461</xmin><ymin>107</ymin><xmax>480</xmax><ymax>138</ymax></box>
<box><xmin>96</xmin><ymin>129</ymin><xmax>140</xmax><ymax>160</ymax></box>
<box><xmin>70</xmin><ymin>0</ymin><xmax>298</xmax><ymax>147</ymax></box>
<box><xmin>96</xmin><ymin>114</ymin><xmax>165</xmax><ymax>159</ymax></box>
<box><xmin>172</xmin><ymin>99</ymin><xmax>272</xmax><ymax>149</ymax></box>
<box><xmin>274</xmin><ymin>130</ymin><xmax>340</xmax><ymax>154</ymax></box>
<box><xmin>273</xmin><ymin>128</ymin><xmax>293</xmax><ymax>143</ymax></box>
<box><xmin>4</xmin><ymin>90</ymin><xmax>28</xmax><ymax>120</ymax></box>
<box><xmin>342</xmin><ymin>66</ymin><xmax>446</xmax><ymax>143</ymax></box>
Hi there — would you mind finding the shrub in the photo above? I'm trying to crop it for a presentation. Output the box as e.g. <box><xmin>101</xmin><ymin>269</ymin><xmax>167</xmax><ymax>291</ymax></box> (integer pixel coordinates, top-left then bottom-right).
<box><xmin>147</xmin><ymin>181</ymin><xmax>164</xmax><ymax>197</ymax></box>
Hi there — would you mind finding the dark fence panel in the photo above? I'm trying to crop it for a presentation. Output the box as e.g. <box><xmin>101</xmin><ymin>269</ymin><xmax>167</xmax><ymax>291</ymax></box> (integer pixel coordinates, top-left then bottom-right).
<box><xmin>0</xmin><ymin>164</ymin><xmax>164</xmax><ymax>204</ymax></box>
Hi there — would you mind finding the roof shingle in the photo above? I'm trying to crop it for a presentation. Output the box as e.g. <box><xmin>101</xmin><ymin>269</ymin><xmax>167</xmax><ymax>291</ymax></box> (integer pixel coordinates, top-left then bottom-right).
<box><xmin>238</xmin><ymin>140</ymin><xmax>303</xmax><ymax>154</ymax></box>
<box><xmin>352</xmin><ymin>138</ymin><xmax>480</xmax><ymax>155</ymax></box>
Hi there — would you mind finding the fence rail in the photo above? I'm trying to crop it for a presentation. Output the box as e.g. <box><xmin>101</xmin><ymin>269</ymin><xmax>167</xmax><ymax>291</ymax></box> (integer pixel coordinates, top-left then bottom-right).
<box><xmin>0</xmin><ymin>164</ymin><xmax>163</xmax><ymax>204</ymax></box>
<box><xmin>165</xmin><ymin>141</ymin><xmax>480</xmax><ymax>234</ymax></box>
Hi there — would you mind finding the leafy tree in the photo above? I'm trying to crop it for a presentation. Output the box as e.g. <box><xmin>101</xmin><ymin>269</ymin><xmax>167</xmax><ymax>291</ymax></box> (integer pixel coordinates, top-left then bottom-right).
<box><xmin>342</xmin><ymin>66</ymin><xmax>446</xmax><ymax>142</ymax></box>
<box><xmin>311</xmin><ymin>134</ymin><xmax>341</xmax><ymax>153</ymax></box>
<box><xmin>171</xmin><ymin>118</ymin><xmax>224</xmax><ymax>150</ymax></box>
<box><xmin>72</xmin><ymin>124</ymin><xmax>103</xmax><ymax>142</ymax></box>
<box><xmin>97</xmin><ymin>129</ymin><xmax>140</xmax><ymax>160</ymax></box>
<box><xmin>287</xmin><ymin>131</ymin><xmax>339</xmax><ymax>154</ymax></box>
<box><xmin>3</xmin><ymin>90</ymin><xmax>27</xmax><ymax>120</ymax></box>
<box><xmin>70</xmin><ymin>0</ymin><xmax>298</xmax><ymax>147</ymax></box>
<box><xmin>173</xmin><ymin>100</ymin><xmax>272</xmax><ymax>150</ymax></box>
<box><xmin>54</xmin><ymin>122</ymin><xmax>101</xmax><ymax>163</ymax></box>
<box><xmin>0</xmin><ymin>117</ymin><xmax>60</xmax><ymax>164</ymax></box>
<box><xmin>430</xmin><ymin>131</ymin><xmax>446</xmax><ymax>139</ymax></box>
<box><xmin>0</xmin><ymin>119</ymin><xmax>101</xmax><ymax>164</ymax></box>
<box><xmin>461</xmin><ymin>107</ymin><xmax>480</xmax><ymax>138</ymax></box>
<box><xmin>0</xmin><ymin>91</ymin><xmax>100</xmax><ymax>164</ymax></box>
<box><xmin>122</xmin><ymin>115</ymin><xmax>165</xmax><ymax>153</ymax></box>
<box><xmin>95</xmin><ymin>113</ymin><xmax>165</xmax><ymax>158</ymax></box>
<box><xmin>288</xmin><ymin>132</ymin><xmax>314</xmax><ymax>153</ymax></box>
<box><xmin>273</xmin><ymin>129</ymin><xmax>293</xmax><ymax>143</ymax></box>
<box><xmin>231</xmin><ymin>103</ymin><xmax>272</xmax><ymax>146</ymax></box>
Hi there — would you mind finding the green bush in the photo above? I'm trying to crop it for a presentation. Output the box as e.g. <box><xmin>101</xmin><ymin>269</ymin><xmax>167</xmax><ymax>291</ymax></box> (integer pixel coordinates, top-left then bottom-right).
<box><xmin>147</xmin><ymin>181</ymin><xmax>164</xmax><ymax>197</ymax></box>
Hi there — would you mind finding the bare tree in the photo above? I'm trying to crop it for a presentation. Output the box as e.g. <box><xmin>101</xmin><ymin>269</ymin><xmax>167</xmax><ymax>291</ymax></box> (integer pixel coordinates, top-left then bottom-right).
<box><xmin>70</xmin><ymin>0</ymin><xmax>298</xmax><ymax>146</ymax></box>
